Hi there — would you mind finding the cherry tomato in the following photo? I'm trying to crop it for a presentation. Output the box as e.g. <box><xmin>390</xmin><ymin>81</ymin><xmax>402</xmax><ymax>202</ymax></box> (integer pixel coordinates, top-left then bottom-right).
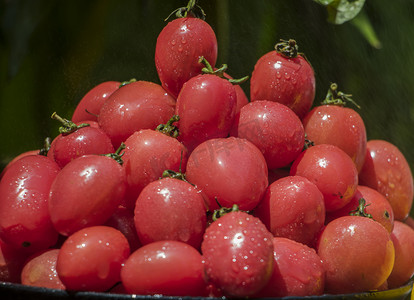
<box><xmin>98</xmin><ymin>80</ymin><xmax>176</xmax><ymax>148</ymax></box>
<box><xmin>254</xmin><ymin>175</ymin><xmax>325</xmax><ymax>247</ymax></box>
<box><xmin>290</xmin><ymin>144</ymin><xmax>358</xmax><ymax>212</ymax></box>
<box><xmin>0</xmin><ymin>155</ymin><xmax>60</xmax><ymax>253</ymax></box>
<box><xmin>201</xmin><ymin>210</ymin><xmax>274</xmax><ymax>298</ymax></box>
<box><xmin>185</xmin><ymin>137</ymin><xmax>268</xmax><ymax>211</ymax></box>
<box><xmin>302</xmin><ymin>104</ymin><xmax>367</xmax><ymax>172</ymax></box>
<box><xmin>122</xmin><ymin>129</ymin><xmax>188</xmax><ymax>209</ymax></box>
<box><xmin>317</xmin><ymin>215</ymin><xmax>395</xmax><ymax>294</ymax></box>
<box><xmin>155</xmin><ymin>16</ymin><xmax>218</xmax><ymax>98</ymax></box>
<box><xmin>0</xmin><ymin>239</ymin><xmax>29</xmax><ymax>283</ymax></box>
<box><xmin>387</xmin><ymin>221</ymin><xmax>414</xmax><ymax>289</ymax></box>
<box><xmin>49</xmin><ymin>154</ymin><xmax>127</xmax><ymax>236</ymax></box>
<box><xmin>175</xmin><ymin>74</ymin><xmax>237</xmax><ymax>152</ymax></box>
<box><xmin>134</xmin><ymin>177</ymin><xmax>207</xmax><ymax>249</ymax></box>
<box><xmin>250</xmin><ymin>39</ymin><xmax>315</xmax><ymax>119</ymax></box>
<box><xmin>0</xmin><ymin>149</ymin><xmax>40</xmax><ymax>180</ymax></box>
<box><xmin>223</xmin><ymin>72</ymin><xmax>249</xmax><ymax>114</ymax></box>
<box><xmin>326</xmin><ymin>185</ymin><xmax>394</xmax><ymax>234</ymax></box>
<box><xmin>56</xmin><ymin>226</ymin><xmax>130</xmax><ymax>292</ymax></box>
<box><xmin>21</xmin><ymin>249</ymin><xmax>65</xmax><ymax>290</ymax></box>
<box><xmin>121</xmin><ymin>240</ymin><xmax>206</xmax><ymax>296</ymax></box>
<box><xmin>231</xmin><ymin>100</ymin><xmax>305</xmax><ymax>169</ymax></box>
<box><xmin>72</xmin><ymin>81</ymin><xmax>120</xmax><ymax>123</ymax></box>
<box><xmin>358</xmin><ymin>139</ymin><xmax>413</xmax><ymax>221</ymax></box>
<box><xmin>254</xmin><ymin>237</ymin><xmax>325</xmax><ymax>297</ymax></box>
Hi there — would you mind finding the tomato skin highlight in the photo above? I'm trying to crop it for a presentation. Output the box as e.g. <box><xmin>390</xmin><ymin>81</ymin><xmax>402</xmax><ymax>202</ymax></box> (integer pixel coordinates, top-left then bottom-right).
<box><xmin>358</xmin><ymin>139</ymin><xmax>413</xmax><ymax>221</ymax></box>
<box><xmin>49</xmin><ymin>155</ymin><xmax>127</xmax><ymax>236</ymax></box>
<box><xmin>250</xmin><ymin>49</ymin><xmax>315</xmax><ymax>119</ymax></box>
<box><xmin>317</xmin><ymin>215</ymin><xmax>395</xmax><ymax>294</ymax></box>
<box><xmin>0</xmin><ymin>155</ymin><xmax>60</xmax><ymax>253</ymax></box>
<box><xmin>121</xmin><ymin>240</ymin><xmax>206</xmax><ymax>296</ymax></box>
<box><xmin>302</xmin><ymin>104</ymin><xmax>367</xmax><ymax>173</ymax></box>
<box><xmin>155</xmin><ymin>17</ymin><xmax>218</xmax><ymax>98</ymax></box>
<box><xmin>176</xmin><ymin>74</ymin><xmax>237</xmax><ymax>153</ymax></box>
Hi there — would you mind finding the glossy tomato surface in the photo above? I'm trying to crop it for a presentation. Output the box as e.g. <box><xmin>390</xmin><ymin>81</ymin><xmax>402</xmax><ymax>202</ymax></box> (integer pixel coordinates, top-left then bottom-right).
<box><xmin>302</xmin><ymin>105</ymin><xmax>367</xmax><ymax>172</ymax></box>
<box><xmin>185</xmin><ymin>137</ymin><xmax>268</xmax><ymax>211</ymax></box>
<box><xmin>250</xmin><ymin>48</ymin><xmax>315</xmax><ymax>119</ymax></box>
<box><xmin>359</xmin><ymin>139</ymin><xmax>413</xmax><ymax>221</ymax></box>
<box><xmin>155</xmin><ymin>17</ymin><xmax>218</xmax><ymax>98</ymax></box>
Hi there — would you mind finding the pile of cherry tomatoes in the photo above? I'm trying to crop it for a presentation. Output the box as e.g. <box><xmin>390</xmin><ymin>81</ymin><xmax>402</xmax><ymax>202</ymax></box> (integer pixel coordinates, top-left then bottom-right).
<box><xmin>0</xmin><ymin>1</ymin><xmax>413</xmax><ymax>298</ymax></box>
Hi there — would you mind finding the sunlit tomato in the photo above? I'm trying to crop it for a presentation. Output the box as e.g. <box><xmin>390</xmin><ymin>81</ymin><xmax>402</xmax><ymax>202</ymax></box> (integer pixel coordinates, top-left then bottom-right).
<box><xmin>21</xmin><ymin>249</ymin><xmax>65</xmax><ymax>290</ymax></box>
<box><xmin>317</xmin><ymin>215</ymin><xmax>395</xmax><ymax>294</ymax></box>
<box><xmin>0</xmin><ymin>239</ymin><xmax>29</xmax><ymax>283</ymax></box>
<box><xmin>254</xmin><ymin>237</ymin><xmax>325</xmax><ymax>297</ymax></box>
<box><xmin>57</xmin><ymin>226</ymin><xmax>130</xmax><ymax>292</ymax></box>
<box><xmin>250</xmin><ymin>40</ymin><xmax>315</xmax><ymax>119</ymax></box>
<box><xmin>231</xmin><ymin>100</ymin><xmax>305</xmax><ymax>169</ymax></box>
<box><xmin>98</xmin><ymin>80</ymin><xmax>176</xmax><ymax>148</ymax></box>
<box><xmin>326</xmin><ymin>185</ymin><xmax>394</xmax><ymax>234</ymax></box>
<box><xmin>302</xmin><ymin>104</ymin><xmax>367</xmax><ymax>172</ymax></box>
<box><xmin>72</xmin><ymin>81</ymin><xmax>120</xmax><ymax>123</ymax></box>
<box><xmin>359</xmin><ymin>139</ymin><xmax>413</xmax><ymax>221</ymax></box>
<box><xmin>49</xmin><ymin>155</ymin><xmax>126</xmax><ymax>236</ymax></box>
<box><xmin>254</xmin><ymin>175</ymin><xmax>325</xmax><ymax>247</ymax></box>
<box><xmin>387</xmin><ymin>221</ymin><xmax>414</xmax><ymax>289</ymax></box>
<box><xmin>185</xmin><ymin>137</ymin><xmax>268</xmax><ymax>211</ymax></box>
<box><xmin>175</xmin><ymin>74</ymin><xmax>237</xmax><ymax>152</ymax></box>
<box><xmin>0</xmin><ymin>155</ymin><xmax>60</xmax><ymax>253</ymax></box>
<box><xmin>155</xmin><ymin>16</ymin><xmax>218</xmax><ymax>98</ymax></box>
<box><xmin>201</xmin><ymin>210</ymin><xmax>274</xmax><ymax>298</ymax></box>
<box><xmin>122</xmin><ymin>129</ymin><xmax>188</xmax><ymax>209</ymax></box>
<box><xmin>290</xmin><ymin>144</ymin><xmax>358</xmax><ymax>212</ymax></box>
<box><xmin>134</xmin><ymin>178</ymin><xmax>207</xmax><ymax>249</ymax></box>
<box><xmin>121</xmin><ymin>240</ymin><xmax>206</xmax><ymax>296</ymax></box>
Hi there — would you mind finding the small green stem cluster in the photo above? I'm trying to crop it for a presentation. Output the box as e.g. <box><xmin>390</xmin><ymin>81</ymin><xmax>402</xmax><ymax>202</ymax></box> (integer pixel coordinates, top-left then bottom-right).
<box><xmin>165</xmin><ymin>0</ymin><xmax>205</xmax><ymax>21</ymax></box>
<box><xmin>199</xmin><ymin>56</ymin><xmax>249</xmax><ymax>85</ymax></box>
<box><xmin>322</xmin><ymin>83</ymin><xmax>361</xmax><ymax>108</ymax></box>
<box><xmin>51</xmin><ymin>112</ymin><xmax>90</xmax><ymax>136</ymax></box>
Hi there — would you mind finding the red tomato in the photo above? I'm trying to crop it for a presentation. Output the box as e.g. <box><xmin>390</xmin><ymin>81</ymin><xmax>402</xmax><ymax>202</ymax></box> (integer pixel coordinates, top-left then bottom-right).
<box><xmin>223</xmin><ymin>72</ymin><xmax>249</xmax><ymax>114</ymax></box>
<box><xmin>0</xmin><ymin>149</ymin><xmax>40</xmax><ymax>180</ymax></box>
<box><xmin>49</xmin><ymin>155</ymin><xmax>127</xmax><ymax>236</ymax></box>
<box><xmin>317</xmin><ymin>215</ymin><xmax>395</xmax><ymax>294</ymax></box>
<box><xmin>122</xmin><ymin>129</ymin><xmax>188</xmax><ymax>209</ymax></box>
<box><xmin>231</xmin><ymin>100</ymin><xmax>305</xmax><ymax>169</ymax></box>
<box><xmin>57</xmin><ymin>226</ymin><xmax>130</xmax><ymax>292</ymax></box>
<box><xmin>359</xmin><ymin>139</ymin><xmax>413</xmax><ymax>221</ymax></box>
<box><xmin>254</xmin><ymin>237</ymin><xmax>325</xmax><ymax>297</ymax></box>
<box><xmin>290</xmin><ymin>144</ymin><xmax>358</xmax><ymax>212</ymax></box>
<box><xmin>0</xmin><ymin>239</ymin><xmax>29</xmax><ymax>283</ymax></box>
<box><xmin>72</xmin><ymin>81</ymin><xmax>120</xmax><ymax>123</ymax></box>
<box><xmin>250</xmin><ymin>39</ymin><xmax>315</xmax><ymax>119</ymax></box>
<box><xmin>0</xmin><ymin>155</ymin><xmax>60</xmax><ymax>253</ymax></box>
<box><xmin>155</xmin><ymin>16</ymin><xmax>218</xmax><ymax>98</ymax></box>
<box><xmin>98</xmin><ymin>80</ymin><xmax>176</xmax><ymax>148</ymax></box>
<box><xmin>121</xmin><ymin>240</ymin><xmax>206</xmax><ymax>296</ymax></box>
<box><xmin>201</xmin><ymin>210</ymin><xmax>274</xmax><ymax>297</ymax></box>
<box><xmin>254</xmin><ymin>175</ymin><xmax>325</xmax><ymax>247</ymax></box>
<box><xmin>134</xmin><ymin>177</ymin><xmax>207</xmax><ymax>249</ymax></box>
<box><xmin>326</xmin><ymin>185</ymin><xmax>395</xmax><ymax>234</ymax></box>
<box><xmin>302</xmin><ymin>104</ymin><xmax>367</xmax><ymax>172</ymax></box>
<box><xmin>175</xmin><ymin>74</ymin><xmax>237</xmax><ymax>152</ymax></box>
<box><xmin>21</xmin><ymin>249</ymin><xmax>65</xmax><ymax>290</ymax></box>
<box><xmin>387</xmin><ymin>221</ymin><xmax>414</xmax><ymax>289</ymax></box>
<box><xmin>185</xmin><ymin>137</ymin><xmax>268</xmax><ymax>211</ymax></box>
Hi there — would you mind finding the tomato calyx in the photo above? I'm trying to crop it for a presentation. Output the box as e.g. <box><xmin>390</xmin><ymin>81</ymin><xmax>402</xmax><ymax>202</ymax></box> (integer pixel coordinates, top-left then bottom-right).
<box><xmin>199</xmin><ymin>56</ymin><xmax>249</xmax><ymax>85</ymax></box>
<box><xmin>101</xmin><ymin>142</ymin><xmax>126</xmax><ymax>165</ymax></box>
<box><xmin>156</xmin><ymin>115</ymin><xmax>180</xmax><ymax>138</ymax></box>
<box><xmin>275</xmin><ymin>39</ymin><xmax>299</xmax><ymax>58</ymax></box>
<box><xmin>212</xmin><ymin>203</ymin><xmax>240</xmax><ymax>221</ymax></box>
<box><xmin>349</xmin><ymin>198</ymin><xmax>373</xmax><ymax>219</ymax></box>
<box><xmin>165</xmin><ymin>0</ymin><xmax>206</xmax><ymax>21</ymax></box>
<box><xmin>38</xmin><ymin>137</ymin><xmax>52</xmax><ymax>156</ymax></box>
<box><xmin>321</xmin><ymin>83</ymin><xmax>361</xmax><ymax>108</ymax></box>
<box><xmin>161</xmin><ymin>150</ymin><xmax>191</xmax><ymax>183</ymax></box>
<box><xmin>119</xmin><ymin>78</ymin><xmax>137</xmax><ymax>88</ymax></box>
<box><xmin>51</xmin><ymin>112</ymin><xmax>90</xmax><ymax>136</ymax></box>
<box><xmin>304</xmin><ymin>133</ymin><xmax>315</xmax><ymax>150</ymax></box>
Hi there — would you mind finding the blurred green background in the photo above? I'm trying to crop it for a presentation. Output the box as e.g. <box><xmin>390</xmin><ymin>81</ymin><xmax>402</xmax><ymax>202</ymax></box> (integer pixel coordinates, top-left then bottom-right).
<box><xmin>0</xmin><ymin>0</ymin><xmax>413</xmax><ymax>214</ymax></box>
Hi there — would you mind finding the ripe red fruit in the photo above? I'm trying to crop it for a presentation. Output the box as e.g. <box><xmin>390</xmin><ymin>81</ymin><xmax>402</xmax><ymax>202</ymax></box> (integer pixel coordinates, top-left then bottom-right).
<box><xmin>290</xmin><ymin>144</ymin><xmax>358</xmax><ymax>212</ymax></box>
<box><xmin>250</xmin><ymin>39</ymin><xmax>315</xmax><ymax>119</ymax></box>
<box><xmin>358</xmin><ymin>139</ymin><xmax>413</xmax><ymax>221</ymax></box>
<box><xmin>201</xmin><ymin>210</ymin><xmax>274</xmax><ymax>298</ymax></box>
<box><xmin>231</xmin><ymin>100</ymin><xmax>305</xmax><ymax>169</ymax></box>
<box><xmin>155</xmin><ymin>12</ymin><xmax>218</xmax><ymax>98</ymax></box>
<box><xmin>98</xmin><ymin>80</ymin><xmax>176</xmax><ymax>148</ymax></box>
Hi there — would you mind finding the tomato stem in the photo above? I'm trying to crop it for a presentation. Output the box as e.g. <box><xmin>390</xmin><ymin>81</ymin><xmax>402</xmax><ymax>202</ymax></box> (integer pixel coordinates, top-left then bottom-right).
<box><xmin>212</xmin><ymin>204</ymin><xmax>240</xmax><ymax>221</ymax></box>
<box><xmin>321</xmin><ymin>83</ymin><xmax>361</xmax><ymax>108</ymax></box>
<box><xmin>119</xmin><ymin>78</ymin><xmax>137</xmax><ymax>88</ymax></box>
<box><xmin>38</xmin><ymin>137</ymin><xmax>52</xmax><ymax>156</ymax></box>
<box><xmin>102</xmin><ymin>142</ymin><xmax>126</xmax><ymax>165</ymax></box>
<box><xmin>199</xmin><ymin>56</ymin><xmax>249</xmax><ymax>85</ymax></box>
<box><xmin>51</xmin><ymin>112</ymin><xmax>90</xmax><ymax>136</ymax></box>
<box><xmin>164</xmin><ymin>0</ymin><xmax>206</xmax><ymax>21</ymax></box>
<box><xmin>349</xmin><ymin>198</ymin><xmax>373</xmax><ymax>219</ymax></box>
<box><xmin>275</xmin><ymin>39</ymin><xmax>298</xmax><ymax>58</ymax></box>
<box><xmin>156</xmin><ymin>115</ymin><xmax>180</xmax><ymax>138</ymax></box>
